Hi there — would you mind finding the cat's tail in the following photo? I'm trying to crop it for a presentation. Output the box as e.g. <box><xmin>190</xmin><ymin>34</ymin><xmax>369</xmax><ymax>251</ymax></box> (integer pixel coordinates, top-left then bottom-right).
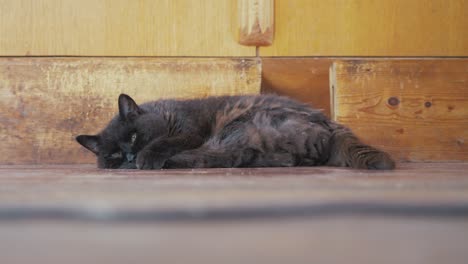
<box><xmin>326</xmin><ymin>127</ymin><xmax>395</xmax><ymax>170</ymax></box>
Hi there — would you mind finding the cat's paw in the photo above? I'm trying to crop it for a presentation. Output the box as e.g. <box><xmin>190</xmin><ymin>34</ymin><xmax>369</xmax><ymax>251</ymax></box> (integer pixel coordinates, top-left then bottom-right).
<box><xmin>136</xmin><ymin>150</ymin><xmax>168</xmax><ymax>170</ymax></box>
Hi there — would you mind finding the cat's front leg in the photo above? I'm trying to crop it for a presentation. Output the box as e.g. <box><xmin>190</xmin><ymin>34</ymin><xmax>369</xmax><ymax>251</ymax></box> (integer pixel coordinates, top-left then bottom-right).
<box><xmin>164</xmin><ymin>148</ymin><xmax>235</xmax><ymax>169</ymax></box>
<box><xmin>136</xmin><ymin>134</ymin><xmax>204</xmax><ymax>170</ymax></box>
<box><xmin>136</xmin><ymin>149</ymin><xmax>171</xmax><ymax>170</ymax></box>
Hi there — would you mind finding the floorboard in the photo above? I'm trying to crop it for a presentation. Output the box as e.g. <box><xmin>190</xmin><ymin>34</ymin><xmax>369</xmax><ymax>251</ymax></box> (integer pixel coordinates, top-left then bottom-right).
<box><xmin>0</xmin><ymin>163</ymin><xmax>467</xmax><ymax>263</ymax></box>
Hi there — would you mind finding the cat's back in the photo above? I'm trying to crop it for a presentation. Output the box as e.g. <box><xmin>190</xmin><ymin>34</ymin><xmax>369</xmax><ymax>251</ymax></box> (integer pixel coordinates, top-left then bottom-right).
<box><xmin>224</xmin><ymin>94</ymin><xmax>327</xmax><ymax>122</ymax></box>
<box><xmin>138</xmin><ymin>94</ymin><xmax>325</xmax><ymax>121</ymax></box>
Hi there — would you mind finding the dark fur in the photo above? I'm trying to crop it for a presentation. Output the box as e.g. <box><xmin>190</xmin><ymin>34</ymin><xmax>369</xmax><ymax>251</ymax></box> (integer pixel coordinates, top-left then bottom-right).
<box><xmin>76</xmin><ymin>94</ymin><xmax>395</xmax><ymax>170</ymax></box>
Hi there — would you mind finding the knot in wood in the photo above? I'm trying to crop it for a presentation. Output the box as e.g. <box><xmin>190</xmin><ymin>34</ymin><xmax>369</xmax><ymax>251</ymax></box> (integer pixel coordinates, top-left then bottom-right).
<box><xmin>387</xmin><ymin>97</ymin><xmax>400</xmax><ymax>106</ymax></box>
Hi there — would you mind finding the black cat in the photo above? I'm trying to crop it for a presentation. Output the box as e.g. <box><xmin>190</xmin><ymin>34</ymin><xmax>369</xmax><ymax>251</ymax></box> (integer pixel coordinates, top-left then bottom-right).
<box><xmin>76</xmin><ymin>94</ymin><xmax>395</xmax><ymax>170</ymax></box>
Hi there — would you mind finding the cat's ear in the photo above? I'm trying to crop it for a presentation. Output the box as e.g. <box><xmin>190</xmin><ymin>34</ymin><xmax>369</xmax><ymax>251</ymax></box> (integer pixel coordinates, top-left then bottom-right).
<box><xmin>118</xmin><ymin>94</ymin><xmax>141</xmax><ymax>121</ymax></box>
<box><xmin>76</xmin><ymin>135</ymin><xmax>100</xmax><ymax>155</ymax></box>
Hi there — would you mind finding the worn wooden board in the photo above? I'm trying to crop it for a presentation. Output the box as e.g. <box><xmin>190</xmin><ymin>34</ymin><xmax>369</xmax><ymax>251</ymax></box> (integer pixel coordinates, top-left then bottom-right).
<box><xmin>0</xmin><ymin>0</ymin><xmax>254</xmax><ymax>56</ymax></box>
<box><xmin>331</xmin><ymin>59</ymin><xmax>468</xmax><ymax>162</ymax></box>
<box><xmin>0</xmin><ymin>57</ymin><xmax>261</xmax><ymax>164</ymax></box>
<box><xmin>261</xmin><ymin>58</ymin><xmax>332</xmax><ymax>117</ymax></box>
<box><xmin>260</xmin><ymin>0</ymin><xmax>468</xmax><ymax>56</ymax></box>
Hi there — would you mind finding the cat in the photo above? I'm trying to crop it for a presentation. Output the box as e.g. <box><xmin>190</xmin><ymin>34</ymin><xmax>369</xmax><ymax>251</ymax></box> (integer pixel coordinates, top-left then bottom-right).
<box><xmin>76</xmin><ymin>94</ymin><xmax>395</xmax><ymax>170</ymax></box>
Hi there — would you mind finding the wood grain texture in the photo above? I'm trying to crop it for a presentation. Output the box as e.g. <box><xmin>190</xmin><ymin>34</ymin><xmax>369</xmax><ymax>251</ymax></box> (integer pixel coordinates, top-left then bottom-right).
<box><xmin>1</xmin><ymin>163</ymin><xmax>468</xmax><ymax>208</ymax></box>
<box><xmin>260</xmin><ymin>0</ymin><xmax>468</xmax><ymax>56</ymax></box>
<box><xmin>0</xmin><ymin>57</ymin><xmax>261</xmax><ymax>164</ymax></box>
<box><xmin>261</xmin><ymin>58</ymin><xmax>332</xmax><ymax>116</ymax></box>
<box><xmin>0</xmin><ymin>0</ymin><xmax>254</xmax><ymax>56</ymax></box>
<box><xmin>331</xmin><ymin>59</ymin><xmax>468</xmax><ymax>162</ymax></box>
<box><xmin>238</xmin><ymin>0</ymin><xmax>274</xmax><ymax>46</ymax></box>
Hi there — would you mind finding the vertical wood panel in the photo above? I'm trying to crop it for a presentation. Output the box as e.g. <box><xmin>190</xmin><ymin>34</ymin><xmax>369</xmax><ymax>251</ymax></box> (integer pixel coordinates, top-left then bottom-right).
<box><xmin>0</xmin><ymin>58</ymin><xmax>261</xmax><ymax>164</ymax></box>
<box><xmin>0</xmin><ymin>0</ymin><xmax>255</xmax><ymax>56</ymax></box>
<box><xmin>261</xmin><ymin>58</ymin><xmax>332</xmax><ymax>116</ymax></box>
<box><xmin>261</xmin><ymin>0</ymin><xmax>468</xmax><ymax>56</ymax></box>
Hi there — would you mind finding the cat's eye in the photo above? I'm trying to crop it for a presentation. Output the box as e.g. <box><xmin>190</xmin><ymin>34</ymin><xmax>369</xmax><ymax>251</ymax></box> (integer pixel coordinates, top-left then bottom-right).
<box><xmin>110</xmin><ymin>152</ymin><xmax>123</xmax><ymax>159</ymax></box>
<box><xmin>130</xmin><ymin>133</ymin><xmax>137</xmax><ymax>145</ymax></box>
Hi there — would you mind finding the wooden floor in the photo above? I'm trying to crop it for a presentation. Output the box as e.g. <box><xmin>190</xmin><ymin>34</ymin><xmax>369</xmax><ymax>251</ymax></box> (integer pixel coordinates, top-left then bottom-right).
<box><xmin>1</xmin><ymin>163</ymin><xmax>468</xmax><ymax>263</ymax></box>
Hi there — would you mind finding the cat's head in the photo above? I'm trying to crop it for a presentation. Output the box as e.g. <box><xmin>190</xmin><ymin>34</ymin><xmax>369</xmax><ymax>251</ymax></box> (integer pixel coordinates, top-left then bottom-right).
<box><xmin>76</xmin><ymin>94</ymin><xmax>166</xmax><ymax>169</ymax></box>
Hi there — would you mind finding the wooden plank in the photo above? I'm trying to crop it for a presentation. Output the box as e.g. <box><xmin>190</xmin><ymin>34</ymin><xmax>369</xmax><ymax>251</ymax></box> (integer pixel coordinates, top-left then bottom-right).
<box><xmin>0</xmin><ymin>57</ymin><xmax>261</xmax><ymax>165</ymax></box>
<box><xmin>261</xmin><ymin>58</ymin><xmax>332</xmax><ymax>117</ymax></box>
<box><xmin>1</xmin><ymin>163</ymin><xmax>468</xmax><ymax>208</ymax></box>
<box><xmin>237</xmin><ymin>0</ymin><xmax>274</xmax><ymax>46</ymax></box>
<box><xmin>260</xmin><ymin>0</ymin><xmax>468</xmax><ymax>56</ymax></box>
<box><xmin>331</xmin><ymin>59</ymin><xmax>468</xmax><ymax>162</ymax></box>
<box><xmin>0</xmin><ymin>0</ymin><xmax>254</xmax><ymax>56</ymax></box>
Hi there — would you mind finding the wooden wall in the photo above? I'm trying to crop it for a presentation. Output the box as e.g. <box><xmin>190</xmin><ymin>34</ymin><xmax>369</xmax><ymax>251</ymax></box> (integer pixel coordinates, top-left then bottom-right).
<box><xmin>0</xmin><ymin>0</ymin><xmax>467</xmax><ymax>164</ymax></box>
<box><xmin>259</xmin><ymin>0</ymin><xmax>468</xmax><ymax>162</ymax></box>
<box><xmin>4</xmin><ymin>0</ymin><xmax>466</xmax><ymax>56</ymax></box>
<box><xmin>0</xmin><ymin>0</ymin><xmax>254</xmax><ymax>56</ymax></box>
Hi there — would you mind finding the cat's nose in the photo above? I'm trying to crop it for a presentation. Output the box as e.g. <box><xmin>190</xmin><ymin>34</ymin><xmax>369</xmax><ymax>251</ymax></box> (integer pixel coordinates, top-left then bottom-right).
<box><xmin>126</xmin><ymin>153</ymin><xmax>135</xmax><ymax>162</ymax></box>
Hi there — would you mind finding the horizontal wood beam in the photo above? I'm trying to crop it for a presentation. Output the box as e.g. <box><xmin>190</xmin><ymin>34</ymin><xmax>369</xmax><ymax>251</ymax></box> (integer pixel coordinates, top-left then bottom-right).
<box><xmin>331</xmin><ymin>59</ymin><xmax>468</xmax><ymax>162</ymax></box>
<box><xmin>0</xmin><ymin>57</ymin><xmax>261</xmax><ymax>164</ymax></box>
